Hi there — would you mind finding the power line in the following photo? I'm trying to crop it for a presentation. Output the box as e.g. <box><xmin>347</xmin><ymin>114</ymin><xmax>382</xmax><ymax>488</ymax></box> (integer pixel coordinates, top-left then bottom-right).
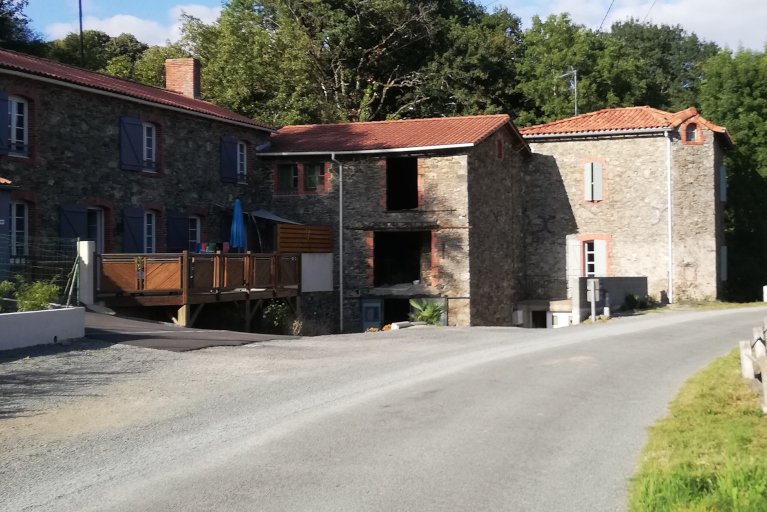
<box><xmin>597</xmin><ymin>0</ymin><xmax>616</xmax><ymax>32</ymax></box>
<box><xmin>643</xmin><ymin>0</ymin><xmax>659</xmax><ymax>23</ymax></box>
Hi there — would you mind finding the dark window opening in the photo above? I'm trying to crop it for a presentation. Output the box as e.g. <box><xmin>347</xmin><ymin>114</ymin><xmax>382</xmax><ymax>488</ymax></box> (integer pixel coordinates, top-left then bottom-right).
<box><xmin>685</xmin><ymin>123</ymin><xmax>698</xmax><ymax>142</ymax></box>
<box><xmin>531</xmin><ymin>310</ymin><xmax>547</xmax><ymax>328</ymax></box>
<box><xmin>373</xmin><ymin>231</ymin><xmax>430</xmax><ymax>287</ymax></box>
<box><xmin>383</xmin><ymin>298</ymin><xmax>412</xmax><ymax>325</ymax></box>
<box><xmin>386</xmin><ymin>157</ymin><xmax>418</xmax><ymax>210</ymax></box>
<box><xmin>278</xmin><ymin>164</ymin><xmax>298</xmax><ymax>192</ymax></box>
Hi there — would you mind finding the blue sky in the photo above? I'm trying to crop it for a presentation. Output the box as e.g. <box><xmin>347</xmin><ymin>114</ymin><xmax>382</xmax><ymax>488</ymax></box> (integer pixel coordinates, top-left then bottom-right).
<box><xmin>27</xmin><ymin>1</ymin><xmax>766</xmax><ymax>50</ymax></box>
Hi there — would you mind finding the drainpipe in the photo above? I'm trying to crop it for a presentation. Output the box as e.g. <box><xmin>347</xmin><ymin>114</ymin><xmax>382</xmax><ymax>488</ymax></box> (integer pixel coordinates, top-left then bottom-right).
<box><xmin>331</xmin><ymin>153</ymin><xmax>344</xmax><ymax>332</ymax></box>
<box><xmin>665</xmin><ymin>130</ymin><xmax>674</xmax><ymax>303</ymax></box>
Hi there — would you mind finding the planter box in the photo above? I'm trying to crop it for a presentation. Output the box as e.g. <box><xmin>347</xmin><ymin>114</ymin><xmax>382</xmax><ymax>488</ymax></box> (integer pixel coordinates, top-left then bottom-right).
<box><xmin>0</xmin><ymin>307</ymin><xmax>85</xmax><ymax>351</ymax></box>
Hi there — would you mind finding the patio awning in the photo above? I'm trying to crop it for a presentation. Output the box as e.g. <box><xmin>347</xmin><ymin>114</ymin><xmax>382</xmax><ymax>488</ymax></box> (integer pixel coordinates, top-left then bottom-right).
<box><xmin>248</xmin><ymin>209</ymin><xmax>301</xmax><ymax>225</ymax></box>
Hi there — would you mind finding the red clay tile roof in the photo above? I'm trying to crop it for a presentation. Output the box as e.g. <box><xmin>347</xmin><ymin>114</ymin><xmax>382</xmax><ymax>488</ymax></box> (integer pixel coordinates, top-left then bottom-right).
<box><xmin>265</xmin><ymin>114</ymin><xmax>524</xmax><ymax>154</ymax></box>
<box><xmin>0</xmin><ymin>49</ymin><xmax>272</xmax><ymax>131</ymax></box>
<box><xmin>521</xmin><ymin>106</ymin><xmax>732</xmax><ymax>145</ymax></box>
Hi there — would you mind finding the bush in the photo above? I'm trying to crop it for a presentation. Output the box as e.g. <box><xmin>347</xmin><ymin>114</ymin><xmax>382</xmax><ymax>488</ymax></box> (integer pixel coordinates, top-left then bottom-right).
<box><xmin>15</xmin><ymin>280</ymin><xmax>60</xmax><ymax>312</ymax></box>
<box><xmin>0</xmin><ymin>280</ymin><xmax>15</xmax><ymax>312</ymax></box>
<box><xmin>623</xmin><ymin>293</ymin><xmax>660</xmax><ymax>311</ymax></box>
<box><xmin>409</xmin><ymin>299</ymin><xmax>445</xmax><ymax>325</ymax></box>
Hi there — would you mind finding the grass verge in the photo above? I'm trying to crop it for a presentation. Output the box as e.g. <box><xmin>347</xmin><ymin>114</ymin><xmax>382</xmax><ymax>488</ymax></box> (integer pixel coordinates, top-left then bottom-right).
<box><xmin>629</xmin><ymin>349</ymin><xmax>767</xmax><ymax>511</ymax></box>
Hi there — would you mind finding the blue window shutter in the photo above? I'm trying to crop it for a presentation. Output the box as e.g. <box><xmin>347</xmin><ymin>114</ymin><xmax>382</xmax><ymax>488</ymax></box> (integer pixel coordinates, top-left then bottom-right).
<box><xmin>122</xmin><ymin>206</ymin><xmax>144</xmax><ymax>252</ymax></box>
<box><xmin>0</xmin><ymin>91</ymin><xmax>9</xmax><ymax>155</ymax></box>
<box><xmin>220</xmin><ymin>136</ymin><xmax>238</xmax><ymax>183</ymax></box>
<box><xmin>120</xmin><ymin>117</ymin><xmax>143</xmax><ymax>171</ymax></box>
<box><xmin>59</xmin><ymin>203</ymin><xmax>88</xmax><ymax>239</ymax></box>
<box><xmin>166</xmin><ymin>211</ymin><xmax>189</xmax><ymax>252</ymax></box>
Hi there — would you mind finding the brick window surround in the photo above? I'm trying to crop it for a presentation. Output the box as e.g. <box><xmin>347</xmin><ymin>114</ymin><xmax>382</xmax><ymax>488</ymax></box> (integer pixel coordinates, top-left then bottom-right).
<box><xmin>274</xmin><ymin>162</ymin><xmax>331</xmax><ymax>195</ymax></box>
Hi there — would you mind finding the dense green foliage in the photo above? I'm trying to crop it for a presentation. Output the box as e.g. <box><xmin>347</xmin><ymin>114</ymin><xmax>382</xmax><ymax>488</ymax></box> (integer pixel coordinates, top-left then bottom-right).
<box><xmin>629</xmin><ymin>350</ymin><xmax>767</xmax><ymax>511</ymax></box>
<box><xmin>9</xmin><ymin>0</ymin><xmax>767</xmax><ymax>299</ymax></box>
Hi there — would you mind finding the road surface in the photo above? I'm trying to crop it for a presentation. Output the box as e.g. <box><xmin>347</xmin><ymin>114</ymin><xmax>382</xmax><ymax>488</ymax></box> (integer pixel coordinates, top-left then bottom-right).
<box><xmin>1</xmin><ymin>307</ymin><xmax>765</xmax><ymax>511</ymax></box>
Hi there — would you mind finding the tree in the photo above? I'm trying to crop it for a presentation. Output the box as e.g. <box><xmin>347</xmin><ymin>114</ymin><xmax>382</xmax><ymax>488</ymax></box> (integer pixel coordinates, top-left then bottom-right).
<box><xmin>0</xmin><ymin>0</ymin><xmax>45</xmax><ymax>55</ymax></box>
<box><xmin>47</xmin><ymin>30</ymin><xmax>113</xmax><ymax>69</ymax></box>
<box><xmin>515</xmin><ymin>14</ymin><xmax>603</xmax><ymax>125</ymax></box>
<box><xmin>609</xmin><ymin>19</ymin><xmax>719</xmax><ymax>111</ymax></box>
<box><xmin>699</xmin><ymin>49</ymin><xmax>767</xmax><ymax>300</ymax></box>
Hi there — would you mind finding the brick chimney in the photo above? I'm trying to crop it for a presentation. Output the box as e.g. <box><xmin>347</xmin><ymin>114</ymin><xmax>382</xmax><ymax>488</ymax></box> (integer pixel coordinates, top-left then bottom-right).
<box><xmin>164</xmin><ymin>58</ymin><xmax>201</xmax><ymax>99</ymax></box>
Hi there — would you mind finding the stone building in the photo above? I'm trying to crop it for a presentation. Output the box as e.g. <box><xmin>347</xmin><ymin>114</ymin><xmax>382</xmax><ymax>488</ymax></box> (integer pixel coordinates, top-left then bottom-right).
<box><xmin>520</xmin><ymin>106</ymin><xmax>732</xmax><ymax>319</ymax></box>
<box><xmin>260</xmin><ymin>115</ymin><xmax>530</xmax><ymax>330</ymax></box>
<box><xmin>0</xmin><ymin>49</ymin><xmax>272</xmax><ymax>264</ymax></box>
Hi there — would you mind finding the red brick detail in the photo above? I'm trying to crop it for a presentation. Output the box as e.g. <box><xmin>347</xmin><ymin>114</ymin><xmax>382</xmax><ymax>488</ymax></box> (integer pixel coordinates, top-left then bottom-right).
<box><xmin>164</xmin><ymin>58</ymin><xmax>201</xmax><ymax>99</ymax></box>
<box><xmin>681</xmin><ymin>121</ymin><xmax>704</xmax><ymax>145</ymax></box>
<box><xmin>417</xmin><ymin>158</ymin><xmax>425</xmax><ymax>209</ymax></box>
<box><xmin>2</xmin><ymin>85</ymin><xmax>41</xmax><ymax>165</ymax></box>
<box><xmin>365</xmin><ymin>231</ymin><xmax>374</xmax><ymax>287</ymax></box>
<box><xmin>430</xmin><ymin>230</ymin><xmax>439</xmax><ymax>286</ymax></box>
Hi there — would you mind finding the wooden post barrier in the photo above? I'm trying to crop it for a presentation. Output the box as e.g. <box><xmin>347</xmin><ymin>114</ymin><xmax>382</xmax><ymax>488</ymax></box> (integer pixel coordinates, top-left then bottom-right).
<box><xmin>750</xmin><ymin>355</ymin><xmax>767</xmax><ymax>414</ymax></box>
<box><xmin>741</xmin><ymin>340</ymin><xmax>756</xmax><ymax>379</ymax></box>
<box><xmin>754</xmin><ymin>327</ymin><xmax>767</xmax><ymax>358</ymax></box>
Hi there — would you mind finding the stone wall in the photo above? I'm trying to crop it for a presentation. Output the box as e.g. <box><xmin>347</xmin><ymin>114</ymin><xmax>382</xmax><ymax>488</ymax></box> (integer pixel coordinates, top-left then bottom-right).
<box><xmin>525</xmin><ymin>130</ymin><xmax>723</xmax><ymax>302</ymax></box>
<box><xmin>670</xmin><ymin>128</ymin><xmax>722</xmax><ymax>300</ymax></box>
<box><xmin>265</xmin><ymin>150</ymin><xmax>473</xmax><ymax>330</ymax></box>
<box><xmin>467</xmin><ymin>131</ymin><xmax>527</xmax><ymax>325</ymax></box>
<box><xmin>0</xmin><ymin>75</ymin><xmax>270</xmax><ymax>252</ymax></box>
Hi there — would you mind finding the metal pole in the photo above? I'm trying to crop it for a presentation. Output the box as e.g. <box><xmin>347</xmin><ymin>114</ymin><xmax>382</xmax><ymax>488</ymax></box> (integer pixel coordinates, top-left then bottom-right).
<box><xmin>78</xmin><ymin>0</ymin><xmax>85</xmax><ymax>66</ymax></box>
<box><xmin>573</xmin><ymin>69</ymin><xmax>578</xmax><ymax>115</ymax></box>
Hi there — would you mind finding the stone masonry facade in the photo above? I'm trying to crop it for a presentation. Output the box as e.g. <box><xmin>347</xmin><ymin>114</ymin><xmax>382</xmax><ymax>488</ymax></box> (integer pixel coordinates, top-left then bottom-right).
<box><xmin>525</xmin><ymin>127</ymin><xmax>724</xmax><ymax>303</ymax></box>
<box><xmin>0</xmin><ymin>74</ymin><xmax>269</xmax><ymax>252</ymax></box>
<box><xmin>264</xmin><ymin>126</ymin><xmax>528</xmax><ymax>330</ymax></box>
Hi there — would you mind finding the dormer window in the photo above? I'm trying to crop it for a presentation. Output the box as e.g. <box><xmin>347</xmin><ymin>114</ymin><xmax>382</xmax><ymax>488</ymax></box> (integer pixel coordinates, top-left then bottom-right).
<box><xmin>685</xmin><ymin>123</ymin><xmax>697</xmax><ymax>142</ymax></box>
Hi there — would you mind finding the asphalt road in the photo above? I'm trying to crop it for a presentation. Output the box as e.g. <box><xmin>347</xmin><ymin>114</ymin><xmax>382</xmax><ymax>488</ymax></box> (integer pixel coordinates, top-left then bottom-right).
<box><xmin>2</xmin><ymin>307</ymin><xmax>765</xmax><ymax>511</ymax></box>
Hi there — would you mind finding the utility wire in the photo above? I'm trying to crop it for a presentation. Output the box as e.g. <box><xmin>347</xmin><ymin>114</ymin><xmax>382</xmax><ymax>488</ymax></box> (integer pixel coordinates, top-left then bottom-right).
<box><xmin>643</xmin><ymin>0</ymin><xmax>659</xmax><ymax>23</ymax></box>
<box><xmin>597</xmin><ymin>0</ymin><xmax>616</xmax><ymax>32</ymax></box>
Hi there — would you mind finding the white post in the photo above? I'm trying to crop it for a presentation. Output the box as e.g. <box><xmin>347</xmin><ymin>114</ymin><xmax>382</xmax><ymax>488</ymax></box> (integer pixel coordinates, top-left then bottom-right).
<box><xmin>77</xmin><ymin>241</ymin><xmax>96</xmax><ymax>306</ymax></box>
<box><xmin>754</xmin><ymin>327</ymin><xmax>767</xmax><ymax>358</ymax></box>
<box><xmin>740</xmin><ymin>340</ymin><xmax>755</xmax><ymax>379</ymax></box>
<box><xmin>763</xmin><ymin>286</ymin><xmax>767</xmax><ymax>303</ymax></box>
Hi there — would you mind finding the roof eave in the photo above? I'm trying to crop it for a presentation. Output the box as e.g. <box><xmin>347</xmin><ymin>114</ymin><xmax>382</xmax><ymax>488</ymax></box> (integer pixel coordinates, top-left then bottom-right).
<box><xmin>260</xmin><ymin>142</ymin><xmax>476</xmax><ymax>157</ymax></box>
<box><xmin>0</xmin><ymin>67</ymin><xmax>275</xmax><ymax>133</ymax></box>
<box><xmin>522</xmin><ymin>127</ymin><xmax>669</xmax><ymax>140</ymax></box>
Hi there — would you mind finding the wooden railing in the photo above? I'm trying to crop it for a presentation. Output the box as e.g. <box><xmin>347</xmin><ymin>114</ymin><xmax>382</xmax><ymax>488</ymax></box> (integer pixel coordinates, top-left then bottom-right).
<box><xmin>97</xmin><ymin>251</ymin><xmax>300</xmax><ymax>300</ymax></box>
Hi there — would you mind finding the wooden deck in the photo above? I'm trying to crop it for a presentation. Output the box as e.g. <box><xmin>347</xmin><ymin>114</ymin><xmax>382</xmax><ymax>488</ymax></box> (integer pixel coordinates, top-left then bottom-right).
<box><xmin>96</xmin><ymin>251</ymin><xmax>300</xmax><ymax>308</ymax></box>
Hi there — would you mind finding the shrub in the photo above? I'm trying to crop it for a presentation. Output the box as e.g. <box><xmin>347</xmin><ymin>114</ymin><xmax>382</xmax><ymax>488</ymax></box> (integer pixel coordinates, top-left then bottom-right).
<box><xmin>0</xmin><ymin>280</ymin><xmax>15</xmax><ymax>312</ymax></box>
<box><xmin>409</xmin><ymin>299</ymin><xmax>445</xmax><ymax>325</ymax></box>
<box><xmin>15</xmin><ymin>280</ymin><xmax>60</xmax><ymax>312</ymax></box>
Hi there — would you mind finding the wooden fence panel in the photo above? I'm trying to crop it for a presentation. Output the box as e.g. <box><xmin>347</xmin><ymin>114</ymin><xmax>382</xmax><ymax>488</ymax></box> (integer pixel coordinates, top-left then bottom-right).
<box><xmin>145</xmin><ymin>260</ymin><xmax>181</xmax><ymax>291</ymax></box>
<box><xmin>100</xmin><ymin>260</ymin><xmax>138</xmax><ymax>292</ymax></box>
<box><xmin>277</xmin><ymin>225</ymin><xmax>332</xmax><ymax>253</ymax></box>
<box><xmin>191</xmin><ymin>257</ymin><xmax>214</xmax><ymax>291</ymax></box>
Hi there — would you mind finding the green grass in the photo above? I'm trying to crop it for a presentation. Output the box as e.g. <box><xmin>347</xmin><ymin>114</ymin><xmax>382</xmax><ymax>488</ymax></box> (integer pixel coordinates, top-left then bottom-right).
<box><xmin>670</xmin><ymin>301</ymin><xmax>767</xmax><ymax>311</ymax></box>
<box><xmin>629</xmin><ymin>350</ymin><xmax>767</xmax><ymax>512</ymax></box>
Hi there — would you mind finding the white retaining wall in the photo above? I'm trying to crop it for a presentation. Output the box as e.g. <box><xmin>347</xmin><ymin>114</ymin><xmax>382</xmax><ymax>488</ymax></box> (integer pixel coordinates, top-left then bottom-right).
<box><xmin>0</xmin><ymin>307</ymin><xmax>85</xmax><ymax>351</ymax></box>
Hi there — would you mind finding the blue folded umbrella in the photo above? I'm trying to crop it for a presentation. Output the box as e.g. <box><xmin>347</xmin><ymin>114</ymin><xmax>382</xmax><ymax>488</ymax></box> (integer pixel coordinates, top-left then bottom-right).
<box><xmin>230</xmin><ymin>198</ymin><xmax>246</xmax><ymax>251</ymax></box>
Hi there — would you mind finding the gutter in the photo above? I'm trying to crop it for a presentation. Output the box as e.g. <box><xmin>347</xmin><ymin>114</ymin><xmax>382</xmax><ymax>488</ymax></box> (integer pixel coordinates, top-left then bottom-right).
<box><xmin>0</xmin><ymin>68</ymin><xmax>274</xmax><ymax>133</ymax></box>
<box><xmin>260</xmin><ymin>143</ymin><xmax>475</xmax><ymax>157</ymax></box>
<box><xmin>665</xmin><ymin>129</ymin><xmax>674</xmax><ymax>303</ymax></box>
<box><xmin>522</xmin><ymin>127</ymin><xmax>668</xmax><ymax>141</ymax></box>
<box><xmin>330</xmin><ymin>152</ymin><xmax>344</xmax><ymax>333</ymax></box>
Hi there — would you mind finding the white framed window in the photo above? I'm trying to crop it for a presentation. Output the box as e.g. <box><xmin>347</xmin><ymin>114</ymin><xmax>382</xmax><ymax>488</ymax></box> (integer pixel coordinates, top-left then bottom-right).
<box><xmin>584</xmin><ymin>162</ymin><xmax>604</xmax><ymax>201</ymax></box>
<box><xmin>86</xmin><ymin>207</ymin><xmax>104</xmax><ymax>254</ymax></box>
<box><xmin>10</xmin><ymin>201</ymin><xmax>28</xmax><ymax>262</ymax></box>
<box><xmin>583</xmin><ymin>239</ymin><xmax>607</xmax><ymax>277</ymax></box>
<box><xmin>237</xmin><ymin>141</ymin><xmax>247</xmax><ymax>183</ymax></box>
<box><xmin>143</xmin><ymin>122</ymin><xmax>156</xmax><ymax>170</ymax></box>
<box><xmin>9</xmin><ymin>96</ymin><xmax>28</xmax><ymax>156</ymax></box>
<box><xmin>144</xmin><ymin>211</ymin><xmax>155</xmax><ymax>253</ymax></box>
<box><xmin>685</xmin><ymin>123</ymin><xmax>698</xmax><ymax>142</ymax></box>
<box><xmin>188</xmin><ymin>215</ymin><xmax>201</xmax><ymax>252</ymax></box>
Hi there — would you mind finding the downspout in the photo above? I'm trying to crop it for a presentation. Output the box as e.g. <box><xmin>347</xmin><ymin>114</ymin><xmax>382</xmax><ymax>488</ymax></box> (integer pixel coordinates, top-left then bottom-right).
<box><xmin>331</xmin><ymin>153</ymin><xmax>344</xmax><ymax>332</ymax></box>
<box><xmin>665</xmin><ymin>130</ymin><xmax>674</xmax><ymax>303</ymax></box>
